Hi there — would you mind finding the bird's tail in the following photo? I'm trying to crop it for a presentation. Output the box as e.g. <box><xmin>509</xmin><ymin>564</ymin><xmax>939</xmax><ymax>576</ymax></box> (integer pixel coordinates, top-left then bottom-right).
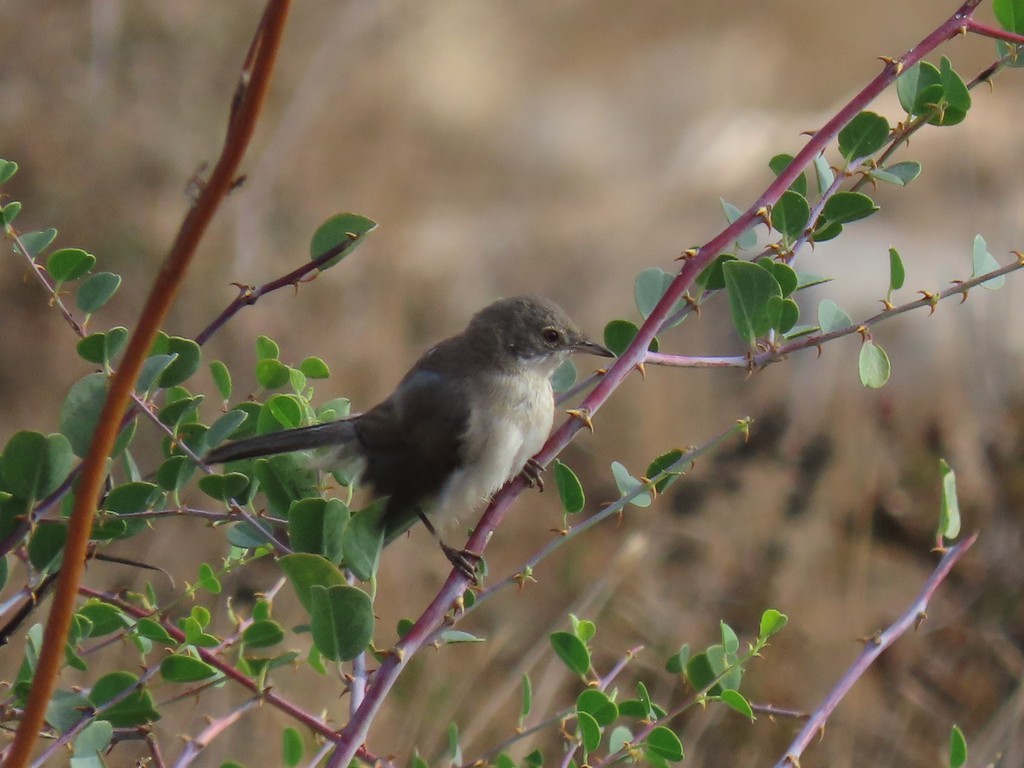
<box><xmin>205</xmin><ymin>420</ymin><xmax>358</xmax><ymax>464</ymax></box>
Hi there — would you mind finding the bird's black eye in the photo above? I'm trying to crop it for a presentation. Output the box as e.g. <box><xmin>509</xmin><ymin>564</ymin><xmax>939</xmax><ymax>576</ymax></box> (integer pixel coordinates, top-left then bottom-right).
<box><xmin>542</xmin><ymin>327</ymin><xmax>561</xmax><ymax>344</ymax></box>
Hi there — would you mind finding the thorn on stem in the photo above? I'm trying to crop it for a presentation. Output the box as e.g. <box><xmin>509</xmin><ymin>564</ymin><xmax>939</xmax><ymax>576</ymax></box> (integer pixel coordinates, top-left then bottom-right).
<box><xmin>566</xmin><ymin>408</ymin><xmax>596</xmax><ymax>432</ymax></box>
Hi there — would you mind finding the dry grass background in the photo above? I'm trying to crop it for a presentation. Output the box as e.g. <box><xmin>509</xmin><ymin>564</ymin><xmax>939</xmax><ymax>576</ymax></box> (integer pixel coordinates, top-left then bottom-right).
<box><xmin>2</xmin><ymin>1</ymin><xmax>1024</xmax><ymax>766</ymax></box>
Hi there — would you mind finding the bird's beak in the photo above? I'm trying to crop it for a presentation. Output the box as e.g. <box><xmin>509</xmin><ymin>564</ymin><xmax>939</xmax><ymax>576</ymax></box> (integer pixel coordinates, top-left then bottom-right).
<box><xmin>574</xmin><ymin>337</ymin><xmax>616</xmax><ymax>358</ymax></box>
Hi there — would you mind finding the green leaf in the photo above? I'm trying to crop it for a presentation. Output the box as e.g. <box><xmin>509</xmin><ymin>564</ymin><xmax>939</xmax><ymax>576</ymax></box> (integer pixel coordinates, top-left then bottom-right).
<box><xmin>646</xmin><ymin>448</ymin><xmax>687</xmax><ymax>493</ymax></box>
<box><xmin>76</xmin><ymin>327</ymin><xmax>129</xmax><ymax>366</ymax></box>
<box><xmin>47</xmin><ymin>248</ymin><xmax>96</xmax><ymax>283</ymax></box>
<box><xmin>771</xmin><ymin>190</ymin><xmax>810</xmax><ymax>239</ymax></box>
<box><xmin>136</xmin><ymin>354</ymin><xmax>175</xmax><ymax>395</ymax></box>
<box><xmin>837</xmin><ymin>111</ymin><xmax>890</xmax><ymax>162</ymax></box>
<box><xmin>19</xmin><ymin>228</ymin><xmax>58</xmax><ymax>258</ymax></box>
<box><xmin>685</xmin><ymin>651</ymin><xmax>716</xmax><ymax>692</ymax></box>
<box><xmin>205</xmin><ymin>409</ymin><xmax>249</xmax><ymax>451</ymax></box>
<box><xmin>299</xmin><ymin>356</ymin><xmax>330</xmax><ymax>379</ymax></box>
<box><xmin>244</xmin><ymin>620</ymin><xmax>286</xmax><ymax>649</ymax></box>
<box><xmin>0</xmin><ymin>158</ymin><xmax>18</xmax><ymax>185</ymax></box>
<box><xmin>197</xmin><ymin>563</ymin><xmax>222</xmax><ymax>594</ymax></box>
<box><xmin>817</xmin><ymin>299</ymin><xmax>852</xmax><ymax>333</ymax></box>
<box><xmin>635</xmin><ymin>267</ymin><xmax>673</xmax><ymax>318</ymax></box>
<box><xmin>720</xmin><ymin>621</ymin><xmax>739</xmax><ymax>654</ymax></box>
<box><xmin>938</xmin><ymin>57</ymin><xmax>971</xmax><ymax>119</ymax></box>
<box><xmin>665</xmin><ymin>644</ymin><xmax>691</xmax><ymax>674</ymax></box>
<box><xmin>289</xmin><ymin>497</ymin><xmax>348</xmax><ymax>563</ymax></box>
<box><xmin>721</xmin><ymin>199</ymin><xmax>757</xmax><ymax>249</ymax></box>
<box><xmin>821</xmin><ymin>192</ymin><xmax>878</xmax><ymax>225</ymax></box>
<box><xmin>90</xmin><ymin>672</ymin><xmax>160</xmax><ymax>727</ymax></box>
<box><xmin>611</xmin><ymin>461</ymin><xmax>652</xmax><ymax>507</ymax></box>
<box><xmin>813</xmin><ymin>153</ymin><xmax>835</xmax><ymax>195</ymax></box>
<box><xmin>158</xmin><ymin>337</ymin><xmax>201</xmax><ymax>387</ymax></box>
<box><xmin>253</xmin><ymin>454</ymin><xmax>319</xmax><ymax>517</ymax></box>
<box><xmin>608</xmin><ymin>725</ymin><xmax>633</xmax><ymax>756</ymax></box>
<box><xmin>696</xmin><ymin>253</ymin><xmax>738</xmax><ymax>291</ymax></box>
<box><xmin>521</xmin><ymin>674</ymin><xmax>533</xmax><ymax>721</ymax></box>
<box><xmin>971</xmin><ymin>234</ymin><xmax>1005</xmax><ymax>290</ymax></box>
<box><xmin>263</xmin><ymin>394</ymin><xmax>304</xmax><ymax>430</ymax></box>
<box><xmin>889</xmin><ymin>247</ymin><xmax>906</xmax><ymax>292</ymax></box>
<box><xmin>256</xmin><ymin>359</ymin><xmax>291</xmax><ymax>390</ymax></box>
<box><xmin>209</xmin><ymin>360</ymin><xmax>232</xmax><ymax>401</ymax></box>
<box><xmin>858</xmin><ymin>341</ymin><xmax>891</xmax><ymax>389</ymax></box>
<box><xmin>553</xmin><ymin>460</ymin><xmax>585</xmax><ymax>514</ymax></box>
<box><xmin>723</xmin><ymin>260</ymin><xmax>783</xmax><ymax>346</ymax></box>
<box><xmin>550</xmin><ymin>631</ymin><xmax>591</xmax><ymax>677</ymax></box>
<box><xmin>134</xmin><ymin>618</ymin><xmax>173</xmax><ymax>644</ymax></box>
<box><xmin>342</xmin><ymin>503</ymin><xmax>384</xmax><ymax>581</ymax></box>
<box><xmin>571</xmin><ymin>614</ymin><xmax>596</xmax><ymax>642</ymax></box>
<box><xmin>76</xmin><ymin>272</ymin><xmax>121</xmax><ymax>314</ymax></box>
<box><xmin>949</xmin><ymin>723</ymin><xmax>967</xmax><ymax>768</ymax></box>
<box><xmin>759</xmin><ymin>609</ymin><xmax>788</xmax><ymax>639</ymax></box>
<box><xmin>719</xmin><ymin>689</ymin><xmax>754</xmax><ymax>719</ymax></box>
<box><xmin>77</xmin><ymin>601</ymin><xmax>129</xmax><ymax>637</ymax></box>
<box><xmin>767</xmin><ymin>261</ymin><xmax>798</xmax><ymax>297</ymax></box>
<box><xmin>29</xmin><ymin>523</ymin><xmax>67</xmax><ymax>572</ymax></box>
<box><xmin>160</xmin><ymin>654</ymin><xmax>219</xmax><ymax>683</ymax></box>
<box><xmin>256</xmin><ymin>335</ymin><xmax>280</xmax><ymax>360</ymax></box>
<box><xmin>2</xmin><ymin>201</ymin><xmax>23</xmax><ymax>226</ymax></box>
<box><xmin>282</xmin><ymin>726</ymin><xmax>304</xmax><ymax>767</ymax></box>
<box><xmin>768</xmin><ymin>153</ymin><xmax>807</xmax><ymax>196</ymax></box>
<box><xmin>898</xmin><ymin>61</ymin><xmax>943</xmax><ymax>115</ymax></box>
<box><xmin>646</xmin><ymin>726</ymin><xmax>684</xmax><ymax>762</ymax></box>
<box><xmin>768</xmin><ymin>296</ymin><xmax>799</xmax><ymax>334</ymax></box>
<box><xmin>316</xmin><ymin>397</ymin><xmax>352</xmax><ymax>422</ymax></box>
<box><xmin>72</xmin><ymin>719</ymin><xmax>113</xmax><ymax>759</ymax></box>
<box><xmin>938</xmin><ymin>459</ymin><xmax>961</xmax><ymax>540</ymax></box>
<box><xmin>603</xmin><ymin>319</ymin><xmax>658</xmax><ymax>357</ymax></box>
<box><xmin>155</xmin><ymin>455</ymin><xmax>195</xmax><ymax>492</ymax></box>
<box><xmin>309</xmin><ymin>584</ymin><xmax>374</xmax><ymax>661</ymax></box>
<box><xmin>279</xmin><ymin>553</ymin><xmax>348</xmax><ymax>614</ymax></box>
<box><xmin>577</xmin><ymin>689</ymin><xmax>618</xmax><ymax>727</ymax></box>
<box><xmin>550</xmin><ymin>358</ymin><xmax>577</xmax><ymax>393</ymax></box>
<box><xmin>310</xmin><ymin>213</ymin><xmax>378</xmax><ymax>270</ymax></box>
<box><xmin>577</xmin><ymin>710</ymin><xmax>601</xmax><ymax>754</ymax></box>
<box><xmin>879</xmin><ymin>161</ymin><xmax>921</xmax><ymax>186</ymax></box>
<box><xmin>1</xmin><ymin>431</ymin><xmax>73</xmax><ymax>500</ymax></box>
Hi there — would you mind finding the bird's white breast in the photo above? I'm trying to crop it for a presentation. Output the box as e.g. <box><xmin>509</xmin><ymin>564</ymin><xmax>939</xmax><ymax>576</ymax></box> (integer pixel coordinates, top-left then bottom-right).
<box><xmin>432</xmin><ymin>369</ymin><xmax>554</xmax><ymax>531</ymax></box>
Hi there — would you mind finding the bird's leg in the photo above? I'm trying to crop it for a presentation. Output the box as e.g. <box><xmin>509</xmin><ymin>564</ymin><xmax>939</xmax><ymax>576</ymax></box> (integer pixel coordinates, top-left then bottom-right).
<box><xmin>415</xmin><ymin>507</ymin><xmax>481</xmax><ymax>584</ymax></box>
<box><xmin>521</xmin><ymin>458</ymin><xmax>545</xmax><ymax>492</ymax></box>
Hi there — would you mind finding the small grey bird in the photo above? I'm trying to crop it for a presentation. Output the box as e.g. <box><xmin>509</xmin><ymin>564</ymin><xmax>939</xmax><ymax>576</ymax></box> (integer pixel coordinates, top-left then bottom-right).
<box><xmin>205</xmin><ymin>295</ymin><xmax>613</xmax><ymax>580</ymax></box>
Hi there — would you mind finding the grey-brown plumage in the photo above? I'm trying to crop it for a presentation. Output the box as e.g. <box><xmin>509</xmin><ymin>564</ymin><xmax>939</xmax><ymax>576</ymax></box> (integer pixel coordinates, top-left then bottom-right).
<box><xmin>205</xmin><ymin>295</ymin><xmax>613</xmax><ymax>578</ymax></box>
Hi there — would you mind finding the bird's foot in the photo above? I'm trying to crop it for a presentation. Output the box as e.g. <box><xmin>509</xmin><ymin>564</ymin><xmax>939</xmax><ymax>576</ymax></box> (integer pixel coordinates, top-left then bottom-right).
<box><xmin>522</xmin><ymin>458</ymin><xmax>545</xmax><ymax>492</ymax></box>
<box><xmin>441</xmin><ymin>543</ymin><xmax>482</xmax><ymax>584</ymax></box>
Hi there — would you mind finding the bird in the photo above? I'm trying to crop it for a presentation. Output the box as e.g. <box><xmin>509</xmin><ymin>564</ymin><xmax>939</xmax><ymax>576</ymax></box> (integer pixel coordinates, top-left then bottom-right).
<box><xmin>205</xmin><ymin>295</ymin><xmax>614</xmax><ymax>581</ymax></box>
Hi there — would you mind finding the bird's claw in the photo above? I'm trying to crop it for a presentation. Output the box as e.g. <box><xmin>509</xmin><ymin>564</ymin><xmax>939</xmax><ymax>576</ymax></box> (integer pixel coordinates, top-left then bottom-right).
<box><xmin>441</xmin><ymin>543</ymin><xmax>482</xmax><ymax>584</ymax></box>
<box><xmin>522</xmin><ymin>458</ymin><xmax>545</xmax><ymax>492</ymax></box>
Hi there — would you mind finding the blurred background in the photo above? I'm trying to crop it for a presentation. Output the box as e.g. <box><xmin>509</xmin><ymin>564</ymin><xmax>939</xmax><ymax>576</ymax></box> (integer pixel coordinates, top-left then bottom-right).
<box><xmin>2</xmin><ymin>1</ymin><xmax>1024</xmax><ymax>765</ymax></box>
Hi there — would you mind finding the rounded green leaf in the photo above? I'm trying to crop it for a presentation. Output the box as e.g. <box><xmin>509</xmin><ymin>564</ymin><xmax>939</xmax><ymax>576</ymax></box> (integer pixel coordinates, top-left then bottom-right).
<box><xmin>256</xmin><ymin>358</ymin><xmax>291</xmax><ymax>390</ymax></box>
<box><xmin>104</xmin><ymin>482</ymin><xmax>161</xmax><ymax>514</ymax></box>
<box><xmin>938</xmin><ymin>459</ymin><xmax>961</xmax><ymax>540</ymax></box>
<box><xmin>205</xmin><ymin>409</ymin><xmax>249</xmax><ymax>450</ymax></box>
<box><xmin>134</xmin><ymin>618</ymin><xmax>173</xmax><ymax>644</ymax></box>
<box><xmin>768</xmin><ymin>153</ymin><xmax>808</xmax><ymax>196</ymax></box>
<box><xmin>550</xmin><ymin>358</ymin><xmax>577</xmax><ymax>393</ymax></box>
<box><xmin>283</xmin><ymin>726</ymin><xmax>304</xmax><ymax>767</ymax></box>
<box><xmin>611</xmin><ymin>461</ymin><xmax>652</xmax><ymax>507</ymax></box>
<box><xmin>822</xmin><ymin>192</ymin><xmax>878</xmax><ymax>225</ymax></box>
<box><xmin>244</xmin><ymin>620</ymin><xmax>286</xmax><ymax>649</ymax></box>
<box><xmin>279</xmin><ymin>552</ymin><xmax>348</xmax><ymax>614</ymax></box>
<box><xmin>2</xmin><ymin>201</ymin><xmax>23</xmax><ymax>226</ymax></box>
<box><xmin>198</xmin><ymin>563</ymin><xmax>221</xmax><ymax>594</ymax></box>
<box><xmin>646</xmin><ymin>726</ymin><xmax>684</xmax><ymax>762</ymax></box>
<box><xmin>158</xmin><ymin>337</ymin><xmax>201</xmax><ymax>387</ymax></box>
<box><xmin>759</xmin><ymin>609</ymin><xmax>788</xmax><ymax>638</ymax></box>
<box><xmin>76</xmin><ymin>272</ymin><xmax>121</xmax><ymax>314</ymax></box>
<box><xmin>971</xmin><ymin>234</ymin><xmax>1005</xmax><ymax>290</ymax></box>
<box><xmin>722</xmin><ymin>260</ymin><xmax>783</xmax><ymax>346</ymax></box>
<box><xmin>837</xmin><ymin>111</ymin><xmax>890</xmax><ymax>162</ymax></box>
<box><xmin>299</xmin><ymin>356</ymin><xmax>330</xmax><ymax>379</ymax></box>
<box><xmin>156</xmin><ymin>455</ymin><xmax>194</xmax><ymax>492</ymax></box>
<box><xmin>342</xmin><ymin>504</ymin><xmax>384</xmax><ymax>580</ymax></box>
<box><xmin>47</xmin><ymin>248</ymin><xmax>96</xmax><ymax>283</ymax></box>
<box><xmin>89</xmin><ymin>671</ymin><xmax>160</xmax><ymax>727</ymax></box>
<box><xmin>858</xmin><ymin>340</ymin><xmax>891</xmax><ymax>389</ymax></box>
<box><xmin>0</xmin><ymin>158</ymin><xmax>19</xmax><ymax>185</ymax></box>
<box><xmin>697</xmin><ymin>253</ymin><xmax>738</xmax><ymax>291</ymax></box>
<box><xmin>889</xmin><ymin>247</ymin><xmax>906</xmax><ymax>292</ymax></box>
<box><xmin>550</xmin><ymin>631</ymin><xmax>591</xmax><ymax>677</ymax></box>
<box><xmin>577</xmin><ymin>689</ymin><xmax>618</xmax><ymax>727</ymax></box>
<box><xmin>817</xmin><ymin>299</ymin><xmax>852</xmax><ymax>333</ymax></box>
<box><xmin>770</xmin><ymin>190</ymin><xmax>810</xmax><ymax>239</ymax></box>
<box><xmin>78</xmin><ymin>601</ymin><xmax>129</xmax><ymax>637</ymax></box>
<box><xmin>160</xmin><ymin>654</ymin><xmax>219</xmax><ymax>683</ymax></box>
<box><xmin>209</xmin><ymin>360</ymin><xmax>232</xmax><ymax>401</ymax></box>
<box><xmin>995</xmin><ymin>0</ymin><xmax>1024</xmax><ymax>33</ymax></box>
<box><xmin>265</xmin><ymin>393</ymin><xmax>304</xmax><ymax>429</ymax></box>
<box><xmin>577</xmin><ymin>710</ymin><xmax>601</xmax><ymax>754</ymax></box>
<box><xmin>553</xmin><ymin>459</ymin><xmax>585</xmax><ymax>514</ymax></box>
<box><xmin>198</xmin><ymin>472</ymin><xmax>250</xmax><ymax>502</ymax></box>
<box><xmin>310</xmin><ymin>213</ymin><xmax>378</xmax><ymax>270</ymax></box>
<box><xmin>603</xmin><ymin>319</ymin><xmax>658</xmax><ymax>357</ymax></box>
<box><xmin>19</xmin><ymin>228</ymin><xmax>58</xmax><ymax>258</ymax></box>
<box><xmin>309</xmin><ymin>584</ymin><xmax>375</xmax><ymax>661</ymax></box>
<box><xmin>28</xmin><ymin>523</ymin><xmax>67</xmax><ymax>572</ymax></box>
<box><xmin>634</xmin><ymin>267</ymin><xmax>674</xmax><ymax>318</ymax></box>
<box><xmin>1</xmin><ymin>431</ymin><xmax>73</xmax><ymax>500</ymax></box>
<box><xmin>719</xmin><ymin>689</ymin><xmax>754</xmax><ymax>719</ymax></box>
<box><xmin>646</xmin><ymin>448</ymin><xmax>686</xmax><ymax>494</ymax></box>
<box><xmin>949</xmin><ymin>724</ymin><xmax>967</xmax><ymax>768</ymax></box>
<box><xmin>897</xmin><ymin>61</ymin><xmax>943</xmax><ymax>115</ymax></box>
<box><xmin>253</xmin><ymin>454</ymin><xmax>319</xmax><ymax>517</ymax></box>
